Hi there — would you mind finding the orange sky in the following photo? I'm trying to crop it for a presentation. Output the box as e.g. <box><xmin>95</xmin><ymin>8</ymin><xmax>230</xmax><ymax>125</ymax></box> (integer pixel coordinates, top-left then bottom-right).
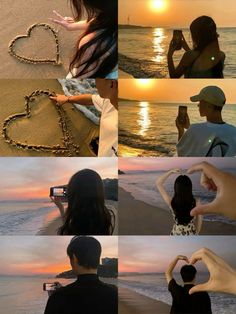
<box><xmin>0</xmin><ymin>158</ymin><xmax>117</xmax><ymax>201</ymax></box>
<box><xmin>119</xmin><ymin>79</ymin><xmax>236</xmax><ymax>104</ymax></box>
<box><xmin>0</xmin><ymin>236</ymin><xmax>118</xmax><ymax>276</ymax></box>
<box><xmin>119</xmin><ymin>0</ymin><xmax>236</xmax><ymax>27</ymax></box>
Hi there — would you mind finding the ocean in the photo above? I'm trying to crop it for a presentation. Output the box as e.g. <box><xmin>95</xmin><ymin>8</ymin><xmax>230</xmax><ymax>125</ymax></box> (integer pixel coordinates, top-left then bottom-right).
<box><xmin>118</xmin><ymin>273</ymin><xmax>236</xmax><ymax>314</ymax></box>
<box><xmin>119</xmin><ymin>27</ymin><xmax>236</xmax><ymax>78</ymax></box>
<box><xmin>0</xmin><ymin>276</ymin><xmax>117</xmax><ymax>314</ymax></box>
<box><xmin>119</xmin><ymin>169</ymin><xmax>236</xmax><ymax>227</ymax></box>
<box><xmin>119</xmin><ymin>101</ymin><xmax>236</xmax><ymax>157</ymax></box>
<box><xmin>0</xmin><ymin>201</ymin><xmax>57</xmax><ymax>235</ymax></box>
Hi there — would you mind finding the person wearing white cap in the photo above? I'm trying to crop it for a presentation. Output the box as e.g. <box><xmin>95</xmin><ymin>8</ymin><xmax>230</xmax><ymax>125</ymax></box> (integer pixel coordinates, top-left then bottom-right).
<box><xmin>176</xmin><ymin>86</ymin><xmax>236</xmax><ymax>157</ymax></box>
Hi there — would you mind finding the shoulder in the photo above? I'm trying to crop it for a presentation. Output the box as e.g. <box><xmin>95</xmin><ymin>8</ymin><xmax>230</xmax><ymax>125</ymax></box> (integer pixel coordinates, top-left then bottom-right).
<box><xmin>181</xmin><ymin>50</ymin><xmax>199</xmax><ymax>66</ymax></box>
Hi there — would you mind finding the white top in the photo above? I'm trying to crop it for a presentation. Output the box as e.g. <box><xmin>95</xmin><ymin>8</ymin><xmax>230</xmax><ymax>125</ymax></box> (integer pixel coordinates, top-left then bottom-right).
<box><xmin>92</xmin><ymin>95</ymin><xmax>118</xmax><ymax>157</ymax></box>
<box><xmin>177</xmin><ymin>122</ymin><xmax>236</xmax><ymax>157</ymax></box>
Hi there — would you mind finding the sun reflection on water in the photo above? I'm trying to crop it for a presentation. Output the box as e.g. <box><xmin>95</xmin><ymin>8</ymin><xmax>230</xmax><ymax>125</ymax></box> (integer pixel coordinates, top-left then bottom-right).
<box><xmin>138</xmin><ymin>102</ymin><xmax>151</xmax><ymax>136</ymax></box>
<box><xmin>152</xmin><ymin>28</ymin><xmax>166</xmax><ymax>63</ymax></box>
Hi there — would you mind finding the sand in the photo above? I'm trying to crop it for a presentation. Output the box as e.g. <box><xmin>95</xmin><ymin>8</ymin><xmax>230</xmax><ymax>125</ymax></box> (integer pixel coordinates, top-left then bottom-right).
<box><xmin>118</xmin><ymin>187</ymin><xmax>236</xmax><ymax>235</ymax></box>
<box><xmin>119</xmin><ymin>287</ymin><xmax>170</xmax><ymax>314</ymax></box>
<box><xmin>0</xmin><ymin>80</ymin><xmax>99</xmax><ymax>156</ymax></box>
<box><xmin>38</xmin><ymin>200</ymin><xmax>118</xmax><ymax>235</ymax></box>
<box><xmin>0</xmin><ymin>0</ymin><xmax>80</xmax><ymax>78</ymax></box>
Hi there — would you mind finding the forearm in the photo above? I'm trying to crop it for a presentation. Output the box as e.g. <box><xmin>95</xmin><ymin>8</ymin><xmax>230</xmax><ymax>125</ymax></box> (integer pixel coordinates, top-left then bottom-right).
<box><xmin>166</xmin><ymin>258</ymin><xmax>178</xmax><ymax>280</ymax></box>
<box><xmin>168</xmin><ymin>53</ymin><xmax>177</xmax><ymax>78</ymax></box>
<box><xmin>177</xmin><ymin>128</ymin><xmax>185</xmax><ymax>141</ymax></box>
<box><xmin>68</xmin><ymin>20</ymin><xmax>89</xmax><ymax>31</ymax></box>
<box><xmin>68</xmin><ymin>94</ymin><xmax>93</xmax><ymax>106</ymax></box>
<box><xmin>156</xmin><ymin>171</ymin><xmax>173</xmax><ymax>186</ymax></box>
<box><xmin>195</xmin><ymin>215</ymin><xmax>203</xmax><ymax>234</ymax></box>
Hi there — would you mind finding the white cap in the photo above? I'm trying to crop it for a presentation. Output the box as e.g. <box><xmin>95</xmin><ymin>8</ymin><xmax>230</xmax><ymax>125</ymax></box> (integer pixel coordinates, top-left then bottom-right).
<box><xmin>190</xmin><ymin>86</ymin><xmax>226</xmax><ymax>107</ymax></box>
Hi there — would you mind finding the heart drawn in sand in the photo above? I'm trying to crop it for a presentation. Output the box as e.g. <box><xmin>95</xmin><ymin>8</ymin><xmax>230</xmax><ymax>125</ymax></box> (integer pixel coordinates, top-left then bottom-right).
<box><xmin>8</xmin><ymin>23</ymin><xmax>61</xmax><ymax>65</ymax></box>
<box><xmin>2</xmin><ymin>90</ymin><xmax>80</xmax><ymax>156</ymax></box>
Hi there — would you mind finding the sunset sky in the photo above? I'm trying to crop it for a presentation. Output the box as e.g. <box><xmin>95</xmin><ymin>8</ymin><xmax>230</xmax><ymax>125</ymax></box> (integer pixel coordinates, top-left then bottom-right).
<box><xmin>119</xmin><ymin>79</ymin><xmax>236</xmax><ymax>104</ymax></box>
<box><xmin>0</xmin><ymin>158</ymin><xmax>117</xmax><ymax>201</ymax></box>
<box><xmin>119</xmin><ymin>0</ymin><xmax>236</xmax><ymax>27</ymax></box>
<box><xmin>119</xmin><ymin>157</ymin><xmax>236</xmax><ymax>172</ymax></box>
<box><xmin>119</xmin><ymin>236</ymin><xmax>236</xmax><ymax>273</ymax></box>
<box><xmin>0</xmin><ymin>236</ymin><xmax>118</xmax><ymax>276</ymax></box>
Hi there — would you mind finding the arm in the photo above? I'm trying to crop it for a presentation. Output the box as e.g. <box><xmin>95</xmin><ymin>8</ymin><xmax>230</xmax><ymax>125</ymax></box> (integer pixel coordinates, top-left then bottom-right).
<box><xmin>167</xmin><ymin>47</ymin><xmax>194</xmax><ymax>78</ymax></box>
<box><xmin>156</xmin><ymin>169</ymin><xmax>181</xmax><ymax>207</ymax></box>
<box><xmin>49</xmin><ymin>10</ymin><xmax>90</xmax><ymax>31</ymax></box>
<box><xmin>166</xmin><ymin>255</ymin><xmax>189</xmax><ymax>284</ymax></box>
<box><xmin>50</xmin><ymin>94</ymin><xmax>93</xmax><ymax>106</ymax></box>
<box><xmin>195</xmin><ymin>214</ymin><xmax>203</xmax><ymax>234</ymax></box>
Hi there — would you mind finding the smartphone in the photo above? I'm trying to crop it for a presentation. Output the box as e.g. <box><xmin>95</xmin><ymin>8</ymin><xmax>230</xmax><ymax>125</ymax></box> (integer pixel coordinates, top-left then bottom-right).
<box><xmin>50</xmin><ymin>186</ymin><xmax>67</xmax><ymax>198</ymax></box>
<box><xmin>43</xmin><ymin>283</ymin><xmax>58</xmax><ymax>292</ymax></box>
<box><xmin>172</xmin><ymin>30</ymin><xmax>182</xmax><ymax>50</ymax></box>
<box><xmin>178</xmin><ymin>106</ymin><xmax>188</xmax><ymax>125</ymax></box>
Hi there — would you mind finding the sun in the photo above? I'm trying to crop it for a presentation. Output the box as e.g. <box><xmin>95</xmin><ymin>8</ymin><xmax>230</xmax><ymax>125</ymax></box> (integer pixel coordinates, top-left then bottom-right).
<box><xmin>150</xmin><ymin>0</ymin><xmax>167</xmax><ymax>12</ymax></box>
<box><xmin>136</xmin><ymin>79</ymin><xmax>153</xmax><ymax>88</ymax></box>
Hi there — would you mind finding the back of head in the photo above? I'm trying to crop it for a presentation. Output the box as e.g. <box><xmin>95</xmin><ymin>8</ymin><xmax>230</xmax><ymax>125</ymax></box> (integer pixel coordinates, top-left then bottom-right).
<box><xmin>69</xmin><ymin>0</ymin><xmax>118</xmax><ymax>77</ymax></box>
<box><xmin>180</xmin><ymin>265</ymin><xmax>197</xmax><ymax>283</ymax></box>
<box><xmin>171</xmin><ymin>175</ymin><xmax>196</xmax><ymax>225</ymax></box>
<box><xmin>59</xmin><ymin>169</ymin><xmax>113</xmax><ymax>235</ymax></box>
<box><xmin>190</xmin><ymin>16</ymin><xmax>218</xmax><ymax>51</ymax></box>
<box><xmin>67</xmin><ymin>236</ymin><xmax>101</xmax><ymax>269</ymax></box>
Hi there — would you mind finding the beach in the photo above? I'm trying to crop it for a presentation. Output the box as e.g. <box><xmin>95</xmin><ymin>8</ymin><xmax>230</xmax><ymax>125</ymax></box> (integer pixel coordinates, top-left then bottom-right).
<box><xmin>119</xmin><ymin>27</ymin><xmax>236</xmax><ymax>78</ymax></box>
<box><xmin>119</xmin><ymin>287</ymin><xmax>170</xmax><ymax>314</ymax></box>
<box><xmin>0</xmin><ymin>80</ymin><xmax>98</xmax><ymax>157</ymax></box>
<box><xmin>0</xmin><ymin>0</ymin><xmax>79</xmax><ymax>78</ymax></box>
<box><xmin>119</xmin><ymin>187</ymin><xmax>236</xmax><ymax>235</ymax></box>
<box><xmin>38</xmin><ymin>200</ymin><xmax>118</xmax><ymax>235</ymax></box>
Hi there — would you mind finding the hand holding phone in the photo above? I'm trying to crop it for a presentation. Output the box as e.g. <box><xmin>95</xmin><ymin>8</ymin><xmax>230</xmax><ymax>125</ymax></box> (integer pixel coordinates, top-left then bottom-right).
<box><xmin>172</xmin><ymin>30</ymin><xmax>183</xmax><ymax>51</ymax></box>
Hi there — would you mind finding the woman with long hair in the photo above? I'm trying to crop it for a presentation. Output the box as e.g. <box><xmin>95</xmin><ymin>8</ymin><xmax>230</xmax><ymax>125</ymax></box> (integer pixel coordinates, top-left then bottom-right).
<box><xmin>156</xmin><ymin>169</ymin><xmax>202</xmax><ymax>235</ymax></box>
<box><xmin>167</xmin><ymin>16</ymin><xmax>225</xmax><ymax>78</ymax></box>
<box><xmin>51</xmin><ymin>169</ymin><xmax>115</xmax><ymax>235</ymax></box>
<box><xmin>50</xmin><ymin>0</ymin><xmax>118</xmax><ymax>78</ymax></box>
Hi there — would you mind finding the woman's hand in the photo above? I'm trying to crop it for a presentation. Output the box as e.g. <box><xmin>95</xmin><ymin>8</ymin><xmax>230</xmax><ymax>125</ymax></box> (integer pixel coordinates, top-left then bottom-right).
<box><xmin>189</xmin><ymin>248</ymin><xmax>236</xmax><ymax>295</ymax></box>
<box><xmin>50</xmin><ymin>196</ymin><xmax>65</xmax><ymax>217</ymax></box>
<box><xmin>169</xmin><ymin>168</ymin><xmax>181</xmax><ymax>174</ymax></box>
<box><xmin>181</xmin><ymin>34</ymin><xmax>190</xmax><ymax>51</ymax></box>
<box><xmin>49</xmin><ymin>10</ymin><xmax>89</xmax><ymax>31</ymax></box>
<box><xmin>49</xmin><ymin>94</ymin><xmax>69</xmax><ymax>105</ymax></box>
<box><xmin>168</xmin><ymin>40</ymin><xmax>177</xmax><ymax>56</ymax></box>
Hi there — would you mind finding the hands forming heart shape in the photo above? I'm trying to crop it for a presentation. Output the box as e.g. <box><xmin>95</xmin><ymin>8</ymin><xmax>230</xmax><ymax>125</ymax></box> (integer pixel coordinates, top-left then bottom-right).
<box><xmin>2</xmin><ymin>90</ymin><xmax>80</xmax><ymax>156</ymax></box>
<box><xmin>8</xmin><ymin>23</ymin><xmax>61</xmax><ymax>65</ymax></box>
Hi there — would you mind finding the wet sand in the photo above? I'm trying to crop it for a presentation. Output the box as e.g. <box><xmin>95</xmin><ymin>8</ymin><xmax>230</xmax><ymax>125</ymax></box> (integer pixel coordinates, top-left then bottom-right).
<box><xmin>119</xmin><ymin>287</ymin><xmax>170</xmax><ymax>314</ymax></box>
<box><xmin>0</xmin><ymin>80</ymin><xmax>98</xmax><ymax>156</ymax></box>
<box><xmin>119</xmin><ymin>187</ymin><xmax>236</xmax><ymax>235</ymax></box>
<box><xmin>0</xmin><ymin>0</ymin><xmax>79</xmax><ymax>78</ymax></box>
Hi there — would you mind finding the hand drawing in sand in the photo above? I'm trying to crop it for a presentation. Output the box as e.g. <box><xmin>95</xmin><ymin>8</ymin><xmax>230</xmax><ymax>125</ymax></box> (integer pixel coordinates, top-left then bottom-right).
<box><xmin>2</xmin><ymin>90</ymin><xmax>80</xmax><ymax>156</ymax></box>
<box><xmin>8</xmin><ymin>24</ymin><xmax>61</xmax><ymax>65</ymax></box>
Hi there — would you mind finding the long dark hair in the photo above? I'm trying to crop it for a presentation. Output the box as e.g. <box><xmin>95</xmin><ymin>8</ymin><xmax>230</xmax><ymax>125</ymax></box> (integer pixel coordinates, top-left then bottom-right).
<box><xmin>190</xmin><ymin>16</ymin><xmax>219</xmax><ymax>52</ymax></box>
<box><xmin>69</xmin><ymin>0</ymin><xmax>118</xmax><ymax>78</ymax></box>
<box><xmin>171</xmin><ymin>175</ymin><xmax>196</xmax><ymax>225</ymax></box>
<box><xmin>58</xmin><ymin>169</ymin><xmax>115</xmax><ymax>235</ymax></box>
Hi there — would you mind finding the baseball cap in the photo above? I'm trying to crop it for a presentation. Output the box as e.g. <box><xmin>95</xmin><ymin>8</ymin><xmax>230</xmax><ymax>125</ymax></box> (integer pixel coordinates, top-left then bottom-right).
<box><xmin>190</xmin><ymin>86</ymin><xmax>226</xmax><ymax>107</ymax></box>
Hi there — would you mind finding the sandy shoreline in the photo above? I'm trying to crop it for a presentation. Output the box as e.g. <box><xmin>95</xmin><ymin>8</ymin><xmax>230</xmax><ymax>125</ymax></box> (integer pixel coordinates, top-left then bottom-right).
<box><xmin>0</xmin><ymin>80</ymin><xmax>98</xmax><ymax>157</ymax></box>
<box><xmin>38</xmin><ymin>200</ymin><xmax>118</xmax><ymax>235</ymax></box>
<box><xmin>119</xmin><ymin>187</ymin><xmax>236</xmax><ymax>235</ymax></box>
<box><xmin>0</xmin><ymin>0</ymin><xmax>79</xmax><ymax>78</ymax></box>
<box><xmin>119</xmin><ymin>287</ymin><xmax>170</xmax><ymax>314</ymax></box>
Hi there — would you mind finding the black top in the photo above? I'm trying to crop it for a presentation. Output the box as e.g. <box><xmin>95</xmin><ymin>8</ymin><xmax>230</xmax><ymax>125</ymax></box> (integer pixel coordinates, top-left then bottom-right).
<box><xmin>44</xmin><ymin>274</ymin><xmax>118</xmax><ymax>314</ymax></box>
<box><xmin>168</xmin><ymin>279</ymin><xmax>212</xmax><ymax>314</ymax></box>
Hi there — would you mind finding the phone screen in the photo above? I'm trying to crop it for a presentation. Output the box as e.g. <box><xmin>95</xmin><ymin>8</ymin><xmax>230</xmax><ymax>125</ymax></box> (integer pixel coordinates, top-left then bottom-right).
<box><xmin>43</xmin><ymin>283</ymin><xmax>57</xmax><ymax>291</ymax></box>
<box><xmin>178</xmin><ymin>106</ymin><xmax>187</xmax><ymax>125</ymax></box>
<box><xmin>53</xmin><ymin>188</ymin><xmax>65</xmax><ymax>197</ymax></box>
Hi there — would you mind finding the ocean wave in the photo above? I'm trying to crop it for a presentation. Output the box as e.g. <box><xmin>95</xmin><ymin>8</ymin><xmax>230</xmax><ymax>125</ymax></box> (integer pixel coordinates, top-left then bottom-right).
<box><xmin>119</xmin><ymin>53</ymin><xmax>165</xmax><ymax>78</ymax></box>
<box><xmin>119</xmin><ymin>129</ymin><xmax>171</xmax><ymax>154</ymax></box>
<box><xmin>0</xmin><ymin>206</ymin><xmax>55</xmax><ymax>235</ymax></box>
